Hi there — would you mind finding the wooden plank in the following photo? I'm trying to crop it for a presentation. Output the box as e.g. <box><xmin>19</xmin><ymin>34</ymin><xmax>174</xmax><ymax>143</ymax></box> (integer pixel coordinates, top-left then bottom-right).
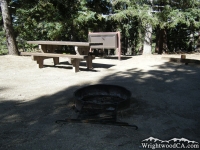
<box><xmin>162</xmin><ymin>57</ymin><xmax>182</xmax><ymax>63</ymax></box>
<box><xmin>181</xmin><ymin>59</ymin><xmax>200</xmax><ymax>64</ymax></box>
<box><xmin>162</xmin><ymin>57</ymin><xmax>200</xmax><ymax>65</ymax></box>
<box><xmin>88</xmin><ymin>31</ymin><xmax>121</xmax><ymax>60</ymax></box>
<box><xmin>20</xmin><ymin>52</ymin><xmax>88</xmax><ymax>59</ymax></box>
<box><xmin>31</xmin><ymin>56</ymin><xmax>81</xmax><ymax>72</ymax></box>
<box><xmin>21</xmin><ymin>52</ymin><xmax>94</xmax><ymax>73</ymax></box>
<box><xmin>89</xmin><ymin>32</ymin><xmax>118</xmax><ymax>35</ymax></box>
<box><xmin>27</xmin><ymin>41</ymin><xmax>90</xmax><ymax>46</ymax></box>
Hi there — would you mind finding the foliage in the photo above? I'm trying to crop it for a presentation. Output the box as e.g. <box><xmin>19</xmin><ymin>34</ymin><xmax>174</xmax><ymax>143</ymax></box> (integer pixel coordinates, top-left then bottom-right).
<box><xmin>14</xmin><ymin>0</ymin><xmax>80</xmax><ymax>41</ymax></box>
<box><xmin>151</xmin><ymin>0</ymin><xmax>200</xmax><ymax>52</ymax></box>
<box><xmin>0</xmin><ymin>29</ymin><xmax>8</xmax><ymax>55</ymax></box>
<box><xmin>2</xmin><ymin>0</ymin><xmax>200</xmax><ymax>53</ymax></box>
<box><xmin>0</xmin><ymin>7</ymin><xmax>8</xmax><ymax>55</ymax></box>
<box><xmin>109</xmin><ymin>0</ymin><xmax>154</xmax><ymax>53</ymax></box>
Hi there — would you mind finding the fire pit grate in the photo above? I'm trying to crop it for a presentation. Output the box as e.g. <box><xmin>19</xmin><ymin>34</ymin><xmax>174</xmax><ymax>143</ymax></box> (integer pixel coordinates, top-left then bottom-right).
<box><xmin>56</xmin><ymin>84</ymin><xmax>138</xmax><ymax>129</ymax></box>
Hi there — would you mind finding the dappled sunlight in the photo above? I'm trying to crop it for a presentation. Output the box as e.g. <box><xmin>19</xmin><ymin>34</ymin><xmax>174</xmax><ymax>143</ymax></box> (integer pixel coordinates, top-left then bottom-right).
<box><xmin>165</xmin><ymin>79</ymin><xmax>174</xmax><ymax>83</ymax></box>
<box><xmin>28</xmin><ymin>120</ymin><xmax>38</xmax><ymax>126</ymax></box>
<box><xmin>49</xmin><ymin>127</ymin><xmax>59</xmax><ymax>135</ymax></box>
<box><xmin>4</xmin><ymin>114</ymin><xmax>20</xmax><ymax>121</ymax></box>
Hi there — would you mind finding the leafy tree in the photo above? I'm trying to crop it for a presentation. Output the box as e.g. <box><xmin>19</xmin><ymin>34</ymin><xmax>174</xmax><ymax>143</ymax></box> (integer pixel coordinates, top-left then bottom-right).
<box><xmin>14</xmin><ymin>0</ymin><xmax>80</xmax><ymax>41</ymax></box>
<box><xmin>108</xmin><ymin>0</ymin><xmax>200</xmax><ymax>54</ymax></box>
<box><xmin>4</xmin><ymin>0</ymin><xmax>200</xmax><ymax>55</ymax></box>
<box><xmin>109</xmin><ymin>0</ymin><xmax>155</xmax><ymax>54</ymax></box>
<box><xmin>75</xmin><ymin>0</ymin><xmax>113</xmax><ymax>32</ymax></box>
<box><xmin>0</xmin><ymin>0</ymin><xmax>19</xmax><ymax>55</ymax></box>
<box><xmin>152</xmin><ymin>0</ymin><xmax>200</xmax><ymax>53</ymax></box>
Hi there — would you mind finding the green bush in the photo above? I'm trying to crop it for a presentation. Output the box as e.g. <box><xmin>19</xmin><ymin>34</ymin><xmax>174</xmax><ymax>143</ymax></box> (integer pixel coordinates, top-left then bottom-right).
<box><xmin>0</xmin><ymin>30</ymin><xmax>8</xmax><ymax>55</ymax></box>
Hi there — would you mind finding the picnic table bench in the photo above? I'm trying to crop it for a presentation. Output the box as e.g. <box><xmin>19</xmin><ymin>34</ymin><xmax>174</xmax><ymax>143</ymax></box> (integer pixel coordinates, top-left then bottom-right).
<box><xmin>162</xmin><ymin>55</ymin><xmax>200</xmax><ymax>65</ymax></box>
<box><xmin>21</xmin><ymin>41</ymin><xmax>101</xmax><ymax>73</ymax></box>
<box><xmin>20</xmin><ymin>52</ymin><xmax>93</xmax><ymax>73</ymax></box>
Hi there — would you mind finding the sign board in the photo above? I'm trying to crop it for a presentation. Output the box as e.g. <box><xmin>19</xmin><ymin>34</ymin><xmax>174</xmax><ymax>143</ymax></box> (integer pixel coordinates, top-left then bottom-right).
<box><xmin>88</xmin><ymin>32</ymin><xmax>121</xmax><ymax>60</ymax></box>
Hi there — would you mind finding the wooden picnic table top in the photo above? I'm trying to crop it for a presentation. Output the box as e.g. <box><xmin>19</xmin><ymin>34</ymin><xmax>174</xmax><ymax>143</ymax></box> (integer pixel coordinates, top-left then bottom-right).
<box><xmin>27</xmin><ymin>41</ymin><xmax>90</xmax><ymax>46</ymax></box>
<box><xmin>20</xmin><ymin>52</ymin><xmax>88</xmax><ymax>59</ymax></box>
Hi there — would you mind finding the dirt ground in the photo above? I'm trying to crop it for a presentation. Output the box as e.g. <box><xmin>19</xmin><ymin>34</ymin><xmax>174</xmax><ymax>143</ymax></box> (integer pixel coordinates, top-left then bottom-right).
<box><xmin>0</xmin><ymin>54</ymin><xmax>200</xmax><ymax>150</ymax></box>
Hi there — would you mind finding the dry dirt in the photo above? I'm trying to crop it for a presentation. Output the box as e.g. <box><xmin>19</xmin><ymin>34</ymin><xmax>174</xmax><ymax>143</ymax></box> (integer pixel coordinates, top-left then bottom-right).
<box><xmin>0</xmin><ymin>54</ymin><xmax>200</xmax><ymax>150</ymax></box>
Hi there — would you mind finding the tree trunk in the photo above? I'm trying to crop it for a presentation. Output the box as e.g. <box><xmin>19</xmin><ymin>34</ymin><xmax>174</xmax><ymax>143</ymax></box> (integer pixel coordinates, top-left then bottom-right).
<box><xmin>143</xmin><ymin>1</ymin><xmax>152</xmax><ymax>55</ymax></box>
<box><xmin>143</xmin><ymin>24</ymin><xmax>152</xmax><ymax>55</ymax></box>
<box><xmin>158</xmin><ymin>29</ymin><xmax>164</xmax><ymax>54</ymax></box>
<box><xmin>155</xmin><ymin>28</ymin><xmax>167</xmax><ymax>54</ymax></box>
<box><xmin>195</xmin><ymin>32</ymin><xmax>200</xmax><ymax>52</ymax></box>
<box><xmin>155</xmin><ymin>28</ymin><xmax>160</xmax><ymax>53</ymax></box>
<box><xmin>1</xmin><ymin>0</ymin><xmax>19</xmax><ymax>55</ymax></box>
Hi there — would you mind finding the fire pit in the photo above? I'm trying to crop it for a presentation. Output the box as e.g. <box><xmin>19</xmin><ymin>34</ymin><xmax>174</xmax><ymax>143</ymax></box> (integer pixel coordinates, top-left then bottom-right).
<box><xmin>56</xmin><ymin>84</ymin><xmax>138</xmax><ymax>129</ymax></box>
<box><xmin>74</xmin><ymin>84</ymin><xmax>131</xmax><ymax>111</ymax></box>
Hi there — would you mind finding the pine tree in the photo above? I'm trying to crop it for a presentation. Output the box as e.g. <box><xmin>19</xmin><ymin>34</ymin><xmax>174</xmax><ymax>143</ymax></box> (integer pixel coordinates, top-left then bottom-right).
<box><xmin>8</xmin><ymin>0</ymin><xmax>200</xmax><ymax>55</ymax></box>
<box><xmin>15</xmin><ymin>0</ymin><xmax>81</xmax><ymax>41</ymax></box>
<box><xmin>152</xmin><ymin>0</ymin><xmax>200</xmax><ymax>53</ymax></box>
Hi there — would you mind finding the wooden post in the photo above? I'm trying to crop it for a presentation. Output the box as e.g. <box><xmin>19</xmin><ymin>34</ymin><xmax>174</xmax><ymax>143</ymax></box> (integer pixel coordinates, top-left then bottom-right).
<box><xmin>71</xmin><ymin>59</ymin><xmax>80</xmax><ymax>73</ymax></box>
<box><xmin>117</xmin><ymin>31</ymin><xmax>121</xmax><ymax>60</ymax></box>
<box><xmin>89</xmin><ymin>31</ymin><xmax>92</xmax><ymax>52</ymax></box>
<box><xmin>181</xmin><ymin>54</ymin><xmax>188</xmax><ymax>65</ymax></box>
<box><xmin>181</xmin><ymin>55</ymin><xmax>186</xmax><ymax>59</ymax></box>
<box><xmin>86</xmin><ymin>55</ymin><xmax>93</xmax><ymax>69</ymax></box>
<box><xmin>53</xmin><ymin>57</ymin><xmax>59</xmax><ymax>65</ymax></box>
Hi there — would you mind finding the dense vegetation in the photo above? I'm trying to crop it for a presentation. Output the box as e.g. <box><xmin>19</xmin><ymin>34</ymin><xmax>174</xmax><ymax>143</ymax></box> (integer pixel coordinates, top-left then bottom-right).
<box><xmin>1</xmin><ymin>0</ymin><xmax>200</xmax><ymax>55</ymax></box>
<box><xmin>0</xmin><ymin>14</ymin><xmax>7</xmax><ymax>55</ymax></box>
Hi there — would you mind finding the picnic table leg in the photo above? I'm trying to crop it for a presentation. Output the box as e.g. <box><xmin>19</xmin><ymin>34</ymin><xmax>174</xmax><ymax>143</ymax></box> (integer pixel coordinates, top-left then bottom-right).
<box><xmin>86</xmin><ymin>55</ymin><xmax>93</xmax><ymax>69</ymax></box>
<box><xmin>37</xmin><ymin>57</ymin><xmax>44</xmax><ymax>68</ymax></box>
<box><xmin>53</xmin><ymin>57</ymin><xmax>59</xmax><ymax>65</ymax></box>
<box><xmin>32</xmin><ymin>56</ymin><xmax>44</xmax><ymax>68</ymax></box>
<box><xmin>71</xmin><ymin>59</ymin><xmax>80</xmax><ymax>73</ymax></box>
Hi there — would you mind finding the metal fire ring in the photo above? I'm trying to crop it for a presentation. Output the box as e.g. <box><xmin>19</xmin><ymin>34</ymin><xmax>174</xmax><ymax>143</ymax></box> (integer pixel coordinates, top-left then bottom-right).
<box><xmin>74</xmin><ymin>84</ymin><xmax>131</xmax><ymax>111</ymax></box>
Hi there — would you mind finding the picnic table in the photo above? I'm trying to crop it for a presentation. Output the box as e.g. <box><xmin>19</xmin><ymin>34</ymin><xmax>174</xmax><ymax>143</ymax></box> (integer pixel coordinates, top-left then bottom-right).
<box><xmin>27</xmin><ymin>41</ymin><xmax>91</xmax><ymax>55</ymax></box>
<box><xmin>21</xmin><ymin>41</ymin><xmax>99</xmax><ymax>72</ymax></box>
